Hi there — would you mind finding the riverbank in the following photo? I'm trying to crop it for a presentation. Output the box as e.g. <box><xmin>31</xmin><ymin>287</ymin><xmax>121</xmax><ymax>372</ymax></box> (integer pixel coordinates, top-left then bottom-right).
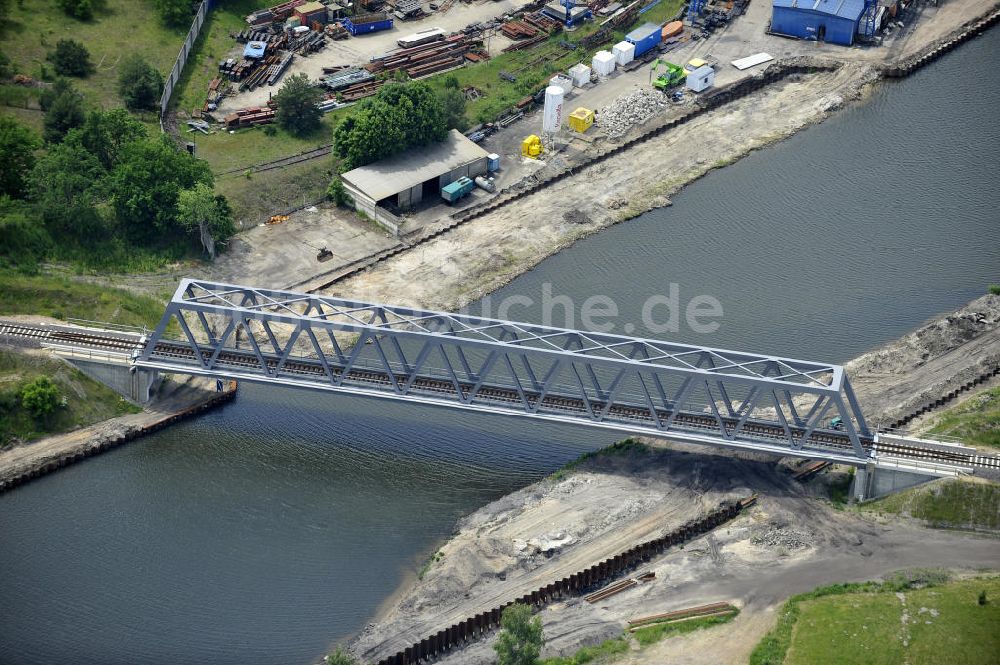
<box><xmin>0</xmin><ymin>374</ymin><xmax>237</xmax><ymax>493</ymax></box>
<box><xmin>349</xmin><ymin>293</ymin><xmax>1000</xmax><ymax>663</ymax></box>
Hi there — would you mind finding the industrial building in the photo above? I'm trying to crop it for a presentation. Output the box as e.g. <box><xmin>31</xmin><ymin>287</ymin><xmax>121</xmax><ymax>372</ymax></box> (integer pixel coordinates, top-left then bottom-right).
<box><xmin>341</xmin><ymin>130</ymin><xmax>489</xmax><ymax>217</ymax></box>
<box><xmin>770</xmin><ymin>0</ymin><xmax>869</xmax><ymax>46</ymax></box>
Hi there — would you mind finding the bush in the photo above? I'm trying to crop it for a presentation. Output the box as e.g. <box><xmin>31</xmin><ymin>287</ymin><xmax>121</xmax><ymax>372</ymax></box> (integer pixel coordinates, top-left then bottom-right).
<box><xmin>155</xmin><ymin>0</ymin><xmax>193</xmax><ymax>27</ymax></box>
<box><xmin>0</xmin><ymin>116</ymin><xmax>41</xmax><ymax>198</ymax></box>
<box><xmin>989</xmin><ymin>284</ymin><xmax>1000</xmax><ymax>296</ymax></box>
<box><xmin>979</xmin><ymin>590</ymin><xmax>988</xmax><ymax>606</ymax></box>
<box><xmin>20</xmin><ymin>376</ymin><xmax>61</xmax><ymax>419</ymax></box>
<box><xmin>57</xmin><ymin>0</ymin><xmax>94</xmax><ymax>21</ymax></box>
<box><xmin>324</xmin><ymin>648</ymin><xmax>360</xmax><ymax>665</ymax></box>
<box><xmin>117</xmin><ymin>54</ymin><xmax>163</xmax><ymax>111</ymax></box>
<box><xmin>43</xmin><ymin>84</ymin><xmax>86</xmax><ymax>143</ymax></box>
<box><xmin>0</xmin><ymin>207</ymin><xmax>52</xmax><ymax>272</ymax></box>
<box><xmin>326</xmin><ymin>176</ymin><xmax>352</xmax><ymax>207</ymax></box>
<box><xmin>494</xmin><ymin>603</ymin><xmax>543</xmax><ymax>665</ymax></box>
<box><xmin>47</xmin><ymin>39</ymin><xmax>93</xmax><ymax>77</ymax></box>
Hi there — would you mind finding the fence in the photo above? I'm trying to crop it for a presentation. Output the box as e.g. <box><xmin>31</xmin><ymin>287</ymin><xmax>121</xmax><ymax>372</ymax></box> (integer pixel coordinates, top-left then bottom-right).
<box><xmin>160</xmin><ymin>0</ymin><xmax>216</xmax><ymax>130</ymax></box>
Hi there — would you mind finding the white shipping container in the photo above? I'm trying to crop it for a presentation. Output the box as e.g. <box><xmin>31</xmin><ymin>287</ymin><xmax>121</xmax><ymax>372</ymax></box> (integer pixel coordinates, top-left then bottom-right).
<box><xmin>592</xmin><ymin>51</ymin><xmax>616</xmax><ymax>77</ymax></box>
<box><xmin>542</xmin><ymin>85</ymin><xmax>564</xmax><ymax>133</ymax></box>
<box><xmin>567</xmin><ymin>63</ymin><xmax>591</xmax><ymax>87</ymax></box>
<box><xmin>611</xmin><ymin>41</ymin><xmax>635</xmax><ymax>66</ymax></box>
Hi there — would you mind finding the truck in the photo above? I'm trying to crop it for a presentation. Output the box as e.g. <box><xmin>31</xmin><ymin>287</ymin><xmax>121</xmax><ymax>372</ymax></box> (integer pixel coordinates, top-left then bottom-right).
<box><xmin>650</xmin><ymin>58</ymin><xmax>686</xmax><ymax>91</ymax></box>
<box><xmin>441</xmin><ymin>177</ymin><xmax>474</xmax><ymax>204</ymax></box>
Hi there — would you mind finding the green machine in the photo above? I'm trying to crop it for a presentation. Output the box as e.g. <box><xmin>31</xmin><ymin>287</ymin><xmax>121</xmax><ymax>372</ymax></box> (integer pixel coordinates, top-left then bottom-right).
<box><xmin>650</xmin><ymin>58</ymin><xmax>686</xmax><ymax>91</ymax></box>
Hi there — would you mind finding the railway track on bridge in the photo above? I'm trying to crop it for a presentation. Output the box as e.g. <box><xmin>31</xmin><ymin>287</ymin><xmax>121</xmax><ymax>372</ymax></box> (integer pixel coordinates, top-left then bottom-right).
<box><xmin>3</xmin><ymin>321</ymin><xmax>997</xmax><ymax>471</ymax></box>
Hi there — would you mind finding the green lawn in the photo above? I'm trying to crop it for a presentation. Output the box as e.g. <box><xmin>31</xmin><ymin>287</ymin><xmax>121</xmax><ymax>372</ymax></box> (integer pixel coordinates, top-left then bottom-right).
<box><xmin>216</xmin><ymin>156</ymin><xmax>332</xmax><ymax>226</ymax></box>
<box><xmin>0</xmin><ymin>350</ymin><xmax>141</xmax><ymax>448</ymax></box>
<box><xmin>927</xmin><ymin>386</ymin><xmax>1000</xmax><ymax>449</ymax></box>
<box><xmin>859</xmin><ymin>478</ymin><xmax>1000</xmax><ymax>530</ymax></box>
<box><xmin>0</xmin><ymin>0</ymin><xmax>184</xmax><ymax>109</ymax></box>
<box><xmin>0</xmin><ymin>270</ymin><xmax>170</xmax><ymax>329</ymax></box>
<box><xmin>752</xmin><ymin>574</ymin><xmax>1000</xmax><ymax>665</ymax></box>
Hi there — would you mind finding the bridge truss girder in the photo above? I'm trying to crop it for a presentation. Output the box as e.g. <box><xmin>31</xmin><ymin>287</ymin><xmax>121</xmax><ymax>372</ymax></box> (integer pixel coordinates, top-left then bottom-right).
<box><xmin>138</xmin><ymin>280</ymin><xmax>872</xmax><ymax>462</ymax></box>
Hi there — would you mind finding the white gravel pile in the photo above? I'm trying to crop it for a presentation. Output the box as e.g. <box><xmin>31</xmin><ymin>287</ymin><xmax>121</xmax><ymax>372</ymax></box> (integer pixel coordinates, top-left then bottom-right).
<box><xmin>597</xmin><ymin>89</ymin><xmax>667</xmax><ymax>138</ymax></box>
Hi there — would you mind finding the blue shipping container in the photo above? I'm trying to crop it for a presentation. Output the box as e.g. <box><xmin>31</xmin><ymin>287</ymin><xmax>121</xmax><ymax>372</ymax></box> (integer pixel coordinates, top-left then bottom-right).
<box><xmin>342</xmin><ymin>16</ymin><xmax>394</xmax><ymax>36</ymax></box>
<box><xmin>625</xmin><ymin>22</ymin><xmax>662</xmax><ymax>57</ymax></box>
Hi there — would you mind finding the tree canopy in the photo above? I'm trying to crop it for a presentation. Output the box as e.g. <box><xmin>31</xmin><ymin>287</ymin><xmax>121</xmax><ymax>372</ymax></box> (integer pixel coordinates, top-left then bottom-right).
<box><xmin>333</xmin><ymin>82</ymin><xmax>447</xmax><ymax>170</ymax></box>
<box><xmin>57</xmin><ymin>0</ymin><xmax>94</xmax><ymax>21</ymax></box>
<box><xmin>177</xmin><ymin>182</ymin><xmax>234</xmax><ymax>260</ymax></box>
<box><xmin>43</xmin><ymin>82</ymin><xmax>86</xmax><ymax>143</ymax></box>
<box><xmin>155</xmin><ymin>0</ymin><xmax>193</xmax><ymax>27</ymax></box>
<box><xmin>494</xmin><ymin>603</ymin><xmax>543</xmax><ymax>665</ymax></box>
<box><xmin>274</xmin><ymin>73</ymin><xmax>323</xmax><ymax>136</ymax></box>
<box><xmin>20</xmin><ymin>377</ymin><xmax>61</xmax><ymax>420</ymax></box>
<box><xmin>118</xmin><ymin>54</ymin><xmax>163</xmax><ymax>111</ymax></box>
<box><xmin>0</xmin><ymin>116</ymin><xmax>41</xmax><ymax>199</ymax></box>
<box><xmin>48</xmin><ymin>39</ymin><xmax>94</xmax><ymax>77</ymax></box>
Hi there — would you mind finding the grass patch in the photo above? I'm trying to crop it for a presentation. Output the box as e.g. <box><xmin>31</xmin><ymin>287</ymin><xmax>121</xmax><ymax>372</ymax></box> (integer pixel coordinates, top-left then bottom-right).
<box><xmin>0</xmin><ymin>0</ymin><xmax>184</xmax><ymax>110</ymax></box>
<box><xmin>0</xmin><ymin>350</ymin><xmax>141</xmax><ymax>448</ymax></box>
<box><xmin>632</xmin><ymin>610</ymin><xmax>739</xmax><ymax>646</ymax></box>
<box><xmin>826</xmin><ymin>466</ymin><xmax>854</xmax><ymax>507</ymax></box>
<box><xmin>926</xmin><ymin>386</ymin><xmax>1000</xmax><ymax>449</ymax></box>
<box><xmin>858</xmin><ymin>478</ymin><xmax>1000</xmax><ymax>531</ymax></box>
<box><xmin>0</xmin><ymin>270</ymin><xmax>169</xmax><ymax>329</ymax></box>
<box><xmin>540</xmin><ymin>636</ymin><xmax>630</xmax><ymax>665</ymax></box>
<box><xmin>215</xmin><ymin>151</ymin><xmax>332</xmax><ymax>226</ymax></box>
<box><xmin>549</xmin><ymin>437</ymin><xmax>649</xmax><ymax>481</ymax></box>
<box><xmin>750</xmin><ymin>569</ymin><xmax>956</xmax><ymax>665</ymax></box>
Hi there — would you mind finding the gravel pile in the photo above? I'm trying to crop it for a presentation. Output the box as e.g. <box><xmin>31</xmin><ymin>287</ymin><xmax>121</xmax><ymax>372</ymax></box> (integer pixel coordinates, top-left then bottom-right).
<box><xmin>751</xmin><ymin>524</ymin><xmax>812</xmax><ymax>549</ymax></box>
<box><xmin>597</xmin><ymin>89</ymin><xmax>668</xmax><ymax>138</ymax></box>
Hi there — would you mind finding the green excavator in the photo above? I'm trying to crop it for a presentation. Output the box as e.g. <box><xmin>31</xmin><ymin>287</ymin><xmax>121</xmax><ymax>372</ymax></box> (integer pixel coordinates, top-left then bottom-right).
<box><xmin>650</xmin><ymin>58</ymin><xmax>686</xmax><ymax>91</ymax></box>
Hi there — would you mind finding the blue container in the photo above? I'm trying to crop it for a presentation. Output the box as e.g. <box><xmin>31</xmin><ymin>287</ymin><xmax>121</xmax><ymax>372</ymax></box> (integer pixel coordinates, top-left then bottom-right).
<box><xmin>441</xmin><ymin>177</ymin><xmax>474</xmax><ymax>204</ymax></box>
<box><xmin>625</xmin><ymin>22</ymin><xmax>661</xmax><ymax>57</ymax></box>
<box><xmin>341</xmin><ymin>16</ymin><xmax>394</xmax><ymax>36</ymax></box>
<box><xmin>771</xmin><ymin>0</ymin><xmax>866</xmax><ymax>46</ymax></box>
<box><xmin>487</xmin><ymin>153</ymin><xmax>500</xmax><ymax>172</ymax></box>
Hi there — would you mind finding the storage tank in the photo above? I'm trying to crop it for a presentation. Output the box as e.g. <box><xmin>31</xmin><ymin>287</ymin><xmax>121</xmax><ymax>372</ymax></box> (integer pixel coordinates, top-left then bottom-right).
<box><xmin>611</xmin><ymin>41</ymin><xmax>635</xmax><ymax>66</ymax></box>
<box><xmin>542</xmin><ymin>85</ymin><xmax>564</xmax><ymax>133</ymax></box>
<box><xmin>474</xmin><ymin>176</ymin><xmax>496</xmax><ymax>193</ymax></box>
<box><xmin>591</xmin><ymin>51</ymin><xmax>616</xmax><ymax>77</ymax></box>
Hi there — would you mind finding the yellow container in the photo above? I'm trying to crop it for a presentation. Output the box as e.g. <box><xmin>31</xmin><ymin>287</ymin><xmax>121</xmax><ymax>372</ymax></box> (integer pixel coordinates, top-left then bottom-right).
<box><xmin>521</xmin><ymin>134</ymin><xmax>542</xmax><ymax>158</ymax></box>
<box><xmin>568</xmin><ymin>107</ymin><xmax>594</xmax><ymax>133</ymax></box>
<box><xmin>688</xmin><ymin>58</ymin><xmax>707</xmax><ymax>69</ymax></box>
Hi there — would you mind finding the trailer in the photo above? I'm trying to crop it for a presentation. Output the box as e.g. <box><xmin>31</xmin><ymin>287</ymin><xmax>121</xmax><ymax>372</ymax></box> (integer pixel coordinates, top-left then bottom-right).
<box><xmin>441</xmin><ymin>177</ymin><xmax>474</xmax><ymax>204</ymax></box>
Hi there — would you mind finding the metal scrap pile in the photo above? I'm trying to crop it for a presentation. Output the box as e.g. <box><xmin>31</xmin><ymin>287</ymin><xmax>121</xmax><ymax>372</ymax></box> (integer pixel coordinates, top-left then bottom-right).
<box><xmin>596</xmin><ymin>89</ymin><xmax>667</xmax><ymax>138</ymax></box>
<box><xmin>501</xmin><ymin>12</ymin><xmax>561</xmax><ymax>52</ymax></box>
<box><xmin>367</xmin><ymin>34</ymin><xmax>484</xmax><ymax>80</ymax></box>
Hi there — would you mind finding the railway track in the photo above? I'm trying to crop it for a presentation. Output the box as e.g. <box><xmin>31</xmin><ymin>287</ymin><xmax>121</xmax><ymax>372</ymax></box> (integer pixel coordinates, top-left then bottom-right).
<box><xmin>3</xmin><ymin>321</ymin><xmax>997</xmax><ymax>471</ymax></box>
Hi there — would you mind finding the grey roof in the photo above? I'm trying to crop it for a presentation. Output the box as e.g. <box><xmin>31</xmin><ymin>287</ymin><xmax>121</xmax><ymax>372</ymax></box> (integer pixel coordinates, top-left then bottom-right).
<box><xmin>341</xmin><ymin>129</ymin><xmax>489</xmax><ymax>202</ymax></box>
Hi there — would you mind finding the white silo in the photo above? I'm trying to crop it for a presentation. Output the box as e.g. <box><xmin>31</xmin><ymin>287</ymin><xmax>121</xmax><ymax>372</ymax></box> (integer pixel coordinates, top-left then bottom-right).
<box><xmin>542</xmin><ymin>85</ymin><xmax>564</xmax><ymax>133</ymax></box>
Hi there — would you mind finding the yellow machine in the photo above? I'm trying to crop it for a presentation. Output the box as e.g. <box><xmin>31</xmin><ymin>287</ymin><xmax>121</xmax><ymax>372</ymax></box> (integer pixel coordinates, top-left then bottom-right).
<box><xmin>521</xmin><ymin>134</ymin><xmax>542</xmax><ymax>158</ymax></box>
<box><xmin>568</xmin><ymin>107</ymin><xmax>594</xmax><ymax>133</ymax></box>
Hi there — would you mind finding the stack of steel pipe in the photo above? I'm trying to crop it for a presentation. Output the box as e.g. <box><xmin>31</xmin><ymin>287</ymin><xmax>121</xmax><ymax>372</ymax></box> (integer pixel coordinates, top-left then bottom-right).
<box><xmin>365</xmin><ymin>35</ymin><xmax>481</xmax><ymax>79</ymax></box>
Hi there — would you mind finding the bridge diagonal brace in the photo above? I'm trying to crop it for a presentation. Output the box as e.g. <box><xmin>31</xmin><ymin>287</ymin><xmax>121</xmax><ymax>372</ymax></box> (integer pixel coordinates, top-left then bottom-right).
<box><xmin>305</xmin><ymin>325</ymin><xmax>336</xmax><ymax>383</ymax></box>
<box><xmin>465</xmin><ymin>349</ymin><xmax>502</xmax><ymax>403</ymax></box>
<box><xmin>239</xmin><ymin>317</ymin><xmax>271</xmax><ymax>377</ymax></box>
<box><xmin>703</xmin><ymin>380</ymin><xmax>731</xmax><ymax>440</ymax></box>
<box><xmin>206</xmin><ymin>317</ymin><xmax>238</xmax><ymax>370</ymax></box>
<box><xmin>274</xmin><ymin>324</ymin><xmax>302</xmax><ymax>375</ymax></box>
<box><xmin>636</xmin><ymin>371</ymin><xmax>664</xmax><ymax>428</ymax></box>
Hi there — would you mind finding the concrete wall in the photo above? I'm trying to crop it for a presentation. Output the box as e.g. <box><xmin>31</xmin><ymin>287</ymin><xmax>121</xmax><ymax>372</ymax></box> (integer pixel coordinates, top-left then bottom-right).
<box><xmin>63</xmin><ymin>358</ymin><xmax>159</xmax><ymax>404</ymax></box>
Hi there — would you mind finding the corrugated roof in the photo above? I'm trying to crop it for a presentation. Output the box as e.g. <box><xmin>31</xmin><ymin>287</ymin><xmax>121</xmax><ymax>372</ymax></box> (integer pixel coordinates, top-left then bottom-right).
<box><xmin>341</xmin><ymin>129</ymin><xmax>489</xmax><ymax>202</ymax></box>
<box><xmin>771</xmin><ymin>0</ymin><xmax>867</xmax><ymax>20</ymax></box>
<box><xmin>626</xmin><ymin>22</ymin><xmax>661</xmax><ymax>41</ymax></box>
<box><xmin>296</xmin><ymin>1</ymin><xmax>326</xmax><ymax>14</ymax></box>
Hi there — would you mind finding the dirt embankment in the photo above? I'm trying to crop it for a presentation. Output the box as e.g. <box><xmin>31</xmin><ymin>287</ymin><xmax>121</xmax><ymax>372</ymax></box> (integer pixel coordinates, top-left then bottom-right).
<box><xmin>846</xmin><ymin>294</ymin><xmax>1000</xmax><ymax>428</ymax></box>
<box><xmin>351</xmin><ymin>293</ymin><xmax>1000</xmax><ymax>664</ymax></box>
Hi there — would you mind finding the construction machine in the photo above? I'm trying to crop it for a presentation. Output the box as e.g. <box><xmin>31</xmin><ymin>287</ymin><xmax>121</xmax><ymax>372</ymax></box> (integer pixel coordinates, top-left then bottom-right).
<box><xmin>650</xmin><ymin>59</ymin><xmax>686</xmax><ymax>91</ymax></box>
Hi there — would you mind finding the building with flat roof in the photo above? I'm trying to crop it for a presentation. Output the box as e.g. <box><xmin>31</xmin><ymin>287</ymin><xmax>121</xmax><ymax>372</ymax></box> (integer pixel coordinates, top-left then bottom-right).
<box><xmin>341</xmin><ymin>130</ymin><xmax>490</xmax><ymax>220</ymax></box>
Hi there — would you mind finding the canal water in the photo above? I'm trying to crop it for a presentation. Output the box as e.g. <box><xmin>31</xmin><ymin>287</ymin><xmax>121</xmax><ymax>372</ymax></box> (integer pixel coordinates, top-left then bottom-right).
<box><xmin>2</xmin><ymin>28</ymin><xmax>998</xmax><ymax>665</ymax></box>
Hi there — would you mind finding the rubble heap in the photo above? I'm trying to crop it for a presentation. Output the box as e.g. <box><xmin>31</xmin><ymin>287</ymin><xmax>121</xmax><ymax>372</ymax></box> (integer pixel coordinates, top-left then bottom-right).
<box><xmin>597</xmin><ymin>89</ymin><xmax>667</xmax><ymax>139</ymax></box>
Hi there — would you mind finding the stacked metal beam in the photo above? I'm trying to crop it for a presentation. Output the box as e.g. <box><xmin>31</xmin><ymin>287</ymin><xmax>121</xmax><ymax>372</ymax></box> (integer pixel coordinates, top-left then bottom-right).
<box><xmin>366</xmin><ymin>35</ymin><xmax>482</xmax><ymax>80</ymax></box>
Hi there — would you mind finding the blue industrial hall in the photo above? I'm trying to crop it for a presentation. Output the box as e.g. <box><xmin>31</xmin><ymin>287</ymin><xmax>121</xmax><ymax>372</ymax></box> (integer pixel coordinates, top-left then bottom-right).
<box><xmin>771</xmin><ymin>0</ymin><xmax>869</xmax><ymax>46</ymax></box>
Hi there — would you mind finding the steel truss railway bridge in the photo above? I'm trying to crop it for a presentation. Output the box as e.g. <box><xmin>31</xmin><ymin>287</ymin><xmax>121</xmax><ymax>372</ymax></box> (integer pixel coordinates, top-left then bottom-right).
<box><xmin>3</xmin><ymin>280</ymin><xmax>995</xmax><ymax>493</ymax></box>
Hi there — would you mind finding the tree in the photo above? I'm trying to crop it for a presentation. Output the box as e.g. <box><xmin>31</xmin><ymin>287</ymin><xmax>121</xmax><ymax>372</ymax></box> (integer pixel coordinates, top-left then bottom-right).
<box><xmin>39</xmin><ymin>78</ymin><xmax>76</xmax><ymax>112</ymax></box>
<box><xmin>333</xmin><ymin>82</ymin><xmax>446</xmax><ymax>169</ymax></box>
<box><xmin>0</xmin><ymin>0</ymin><xmax>10</xmax><ymax>23</ymax></box>
<box><xmin>0</xmin><ymin>116</ymin><xmax>41</xmax><ymax>198</ymax></box>
<box><xmin>0</xmin><ymin>203</ymin><xmax>51</xmax><ymax>271</ymax></box>
<box><xmin>438</xmin><ymin>87</ymin><xmax>467</xmax><ymax>131</ymax></box>
<box><xmin>274</xmin><ymin>73</ymin><xmax>323</xmax><ymax>136</ymax></box>
<box><xmin>47</xmin><ymin>39</ymin><xmax>93</xmax><ymax>77</ymax></box>
<box><xmin>29</xmin><ymin>139</ymin><xmax>106</xmax><ymax>242</ymax></box>
<box><xmin>57</xmin><ymin>0</ymin><xmax>94</xmax><ymax>21</ymax></box>
<box><xmin>177</xmin><ymin>182</ymin><xmax>235</xmax><ymax>259</ymax></box>
<box><xmin>324</xmin><ymin>648</ymin><xmax>360</xmax><ymax>665</ymax></box>
<box><xmin>73</xmin><ymin>108</ymin><xmax>148</xmax><ymax>170</ymax></box>
<box><xmin>155</xmin><ymin>0</ymin><xmax>193</xmax><ymax>27</ymax></box>
<box><xmin>20</xmin><ymin>376</ymin><xmax>61</xmax><ymax>420</ymax></box>
<box><xmin>0</xmin><ymin>49</ymin><xmax>11</xmax><ymax>79</ymax></box>
<box><xmin>494</xmin><ymin>603</ymin><xmax>543</xmax><ymax>665</ymax></box>
<box><xmin>43</xmin><ymin>84</ymin><xmax>86</xmax><ymax>143</ymax></box>
<box><xmin>326</xmin><ymin>175</ymin><xmax>351</xmax><ymax>207</ymax></box>
<box><xmin>118</xmin><ymin>54</ymin><xmax>163</xmax><ymax>111</ymax></box>
<box><xmin>108</xmin><ymin>135</ymin><xmax>213</xmax><ymax>244</ymax></box>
